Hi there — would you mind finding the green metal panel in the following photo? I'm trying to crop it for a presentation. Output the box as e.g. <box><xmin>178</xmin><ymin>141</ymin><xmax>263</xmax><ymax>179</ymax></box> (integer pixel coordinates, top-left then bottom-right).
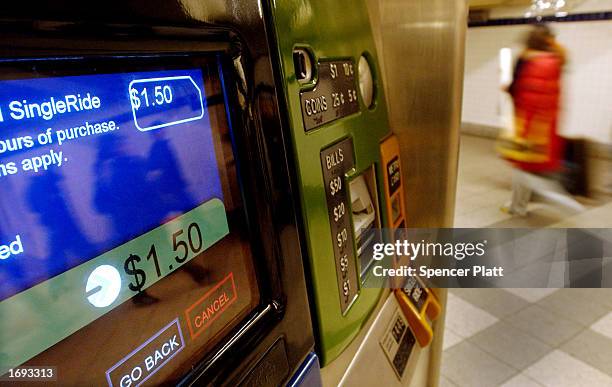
<box><xmin>267</xmin><ymin>0</ymin><xmax>391</xmax><ymax>365</ymax></box>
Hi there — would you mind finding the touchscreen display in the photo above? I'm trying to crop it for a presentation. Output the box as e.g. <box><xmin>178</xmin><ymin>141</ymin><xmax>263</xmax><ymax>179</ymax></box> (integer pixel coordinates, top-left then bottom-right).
<box><xmin>0</xmin><ymin>57</ymin><xmax>260</xmax><ymax>385</ymax></box>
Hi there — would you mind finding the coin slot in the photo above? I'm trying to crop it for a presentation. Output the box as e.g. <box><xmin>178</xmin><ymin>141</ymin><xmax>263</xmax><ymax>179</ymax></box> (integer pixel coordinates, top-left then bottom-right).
<box><xmin>293</xmin><ymin>48</ymin><xmax>313</xmax><ymax>84</ymax></box>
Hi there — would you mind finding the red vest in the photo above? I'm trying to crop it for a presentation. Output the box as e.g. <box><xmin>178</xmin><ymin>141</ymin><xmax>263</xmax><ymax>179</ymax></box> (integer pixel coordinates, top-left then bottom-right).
<box><xmin>510</xmin><ymin>52</ymin><xmax>563</xmax><ymax>173</ymax></box>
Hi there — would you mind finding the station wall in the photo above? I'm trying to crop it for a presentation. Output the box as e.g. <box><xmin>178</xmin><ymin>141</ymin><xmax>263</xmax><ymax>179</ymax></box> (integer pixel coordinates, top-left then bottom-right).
<box><xmin>462</xmin><ymin>4</ymin><xmax>612</xmax><ymax>144</ymax></box>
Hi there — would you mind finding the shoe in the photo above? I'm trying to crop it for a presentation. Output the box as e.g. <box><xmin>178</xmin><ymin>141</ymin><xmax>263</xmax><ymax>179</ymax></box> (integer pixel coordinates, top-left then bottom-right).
<box><xmin>500</xmin><ymin>205</ymin><xmax>528</xmax><ymax>217</ymax></box>
<box><xmin>132</xmin><ymin>291</ymin><xmax>160</xmax><ymax>306</ymax></box>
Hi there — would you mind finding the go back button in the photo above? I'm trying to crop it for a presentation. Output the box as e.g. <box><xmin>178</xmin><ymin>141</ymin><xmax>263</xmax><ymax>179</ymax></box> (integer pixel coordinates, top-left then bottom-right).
<box><xmin>105</xmin><ymin>318</ymin><xmax>185</xmax><ymax>387</ymax></box>
<box><xmin>185</xmin><ymin>272</ymin><xmax>237</xmax><ymax>339</ymax></box>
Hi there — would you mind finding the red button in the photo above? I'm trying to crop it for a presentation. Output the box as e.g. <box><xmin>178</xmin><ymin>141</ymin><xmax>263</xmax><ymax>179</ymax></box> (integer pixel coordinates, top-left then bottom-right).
<box><xmin>185</xmin><ymin>272</ymin><xmax>237</xmax><ymax>340</ymax></box>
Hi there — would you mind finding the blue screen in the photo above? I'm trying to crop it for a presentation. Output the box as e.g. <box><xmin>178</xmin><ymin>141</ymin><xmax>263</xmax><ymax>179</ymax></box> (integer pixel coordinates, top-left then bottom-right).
<box><xmin>0</xmin><ymin>68</ymin><xmax>224</xmax><ymax>301</ymax></box>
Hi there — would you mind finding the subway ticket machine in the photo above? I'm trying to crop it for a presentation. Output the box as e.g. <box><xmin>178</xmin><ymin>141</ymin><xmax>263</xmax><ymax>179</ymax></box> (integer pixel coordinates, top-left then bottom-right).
<box><xmin>0</xmin><ymin>1</ymin><xmax>317</xmax><ymax>386</ymax></box>
<box><xmin>267</xmin><ymin>0</ymin><xmax>407</xmax><ymax>367</ymax></box>
<box><xmin>0</xmin><ymin>0</ymin><xmax>425</xmax><ymax>385</ymax></box>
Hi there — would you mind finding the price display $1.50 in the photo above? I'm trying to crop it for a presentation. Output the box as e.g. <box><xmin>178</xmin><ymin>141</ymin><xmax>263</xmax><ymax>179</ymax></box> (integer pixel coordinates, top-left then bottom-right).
<box><xmin>124</xmin><ymin>222</ymin><xmax>203</xmax><ymax>292</ymax></box>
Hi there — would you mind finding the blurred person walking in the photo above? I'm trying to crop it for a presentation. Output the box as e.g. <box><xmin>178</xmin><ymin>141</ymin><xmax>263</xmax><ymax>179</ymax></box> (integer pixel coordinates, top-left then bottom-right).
<box><xmin>499</xmin><ymin>24</ymin><xmax>583</xmax><ymax>216</ymax></box>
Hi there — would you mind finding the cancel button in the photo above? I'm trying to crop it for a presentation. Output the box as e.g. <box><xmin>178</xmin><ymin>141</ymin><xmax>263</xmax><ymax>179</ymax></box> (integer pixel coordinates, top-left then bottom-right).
<box><xmin>185</xmin><ymin>272</ymin><xmax>237</xmax><ymax>340</ymax></box>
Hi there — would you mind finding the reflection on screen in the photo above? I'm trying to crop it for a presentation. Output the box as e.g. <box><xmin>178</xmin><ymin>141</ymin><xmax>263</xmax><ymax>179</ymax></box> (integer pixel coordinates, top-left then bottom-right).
<box><xmin>0</xmin><ymin>60</ymin><xmax>261</xmax><ymax>385</ymax></box>
<box><xmin>0</xmin><ymin>69</ymin><xmax>223</xmax><ymax>301</ymax></box>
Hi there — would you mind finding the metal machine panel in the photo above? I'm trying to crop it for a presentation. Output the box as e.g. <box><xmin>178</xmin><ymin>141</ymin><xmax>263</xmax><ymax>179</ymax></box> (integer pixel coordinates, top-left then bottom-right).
<box><xmin>338</xmin><ymin>294</ymin><xmax>422</xmax><ymax>387</ymax></box>
<box><xmin>266</xmin><ymin>0</ymin><xmax>393</xmax><ymax>364</ymax></box>
<box><xmin>366</xmin><ymin>0</ymin><xmax>467</xmax><ymax>228</ymax></box>
<box><xmin>365</xmin><ymin>0</ymin><xmax>467</xmax><ymax>384</ymax></box>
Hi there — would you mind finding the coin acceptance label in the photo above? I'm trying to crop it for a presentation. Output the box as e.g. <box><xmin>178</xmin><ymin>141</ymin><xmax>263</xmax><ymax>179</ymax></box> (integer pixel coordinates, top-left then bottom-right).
<box><xmin>300</xmin><ymin>60</ymin><xmax>360</xmax><ymax>131</ymax></box>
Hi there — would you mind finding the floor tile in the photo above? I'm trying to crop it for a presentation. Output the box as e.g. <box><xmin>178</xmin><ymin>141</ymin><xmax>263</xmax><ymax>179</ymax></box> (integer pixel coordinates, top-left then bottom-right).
<box><xmin>498</xmin><ymin>260</ymin><xmax>568</xmax><ymax>289</ymax></box>
<box><xmin>455</xmin><ymin>195</ymin><xmax>487</xmax><ymax>215</ymax></box>
<box><xmin>505</xmin><ymin>288</ymin><xmax>558</xmax><ymax>303</ymax></box>
<box><xmin>561</xmin><ymin>329</ymin><xmax>612</xmax><ymax>376</ymax></box>
<box><xmin>442</xmin><ymin>341</ymin><xmax>517</xmax><ymax>387</ymax></box>
<box><xmin>451</xmin><ymin>288</ymin><xmax>529</xmax><ymax>319</ymax></box>
<box><xmin>439</xmin><ymin>375</ymin><xmax>458</xmax><ymax>387</ymax></box>
<box><xmin>469</xmin><ymin>321</ymin><xmax>551</xmax><ymax>370</ymax></box>
<box><xmin>513</xmin><ymin>231</ymin><xmax>566</xmax><ymax>264</ymax></box>
<box><xmin>445</xmin><ymin>293</ymin><xmax>498</xmax><ymax>339</ymax></box>
<box><xmin>485</xmin><ymin>206</ymin><xmax>568</xmax><ymax>228</ymax></box>
<box><xmin>571</xmin><ymin>288</ymin><xmax>612</xmax><ymax>309</ymax></box>
<box><xmin>590</xmin><ymin>311</ymin><xmax>612</xmax><ymax>340</ymax></box>
<box><xmin>460</xmin><ymin>205</ymin><xmax>511</xmax><ymax>228</ymax></box>
<box><xmin>449</xmin><ymin>135</ymin><xmax>612</xmax><ymax>386</ymax></box>
<box><xmin>537</xmin><ymin>289</ymin><xmax>611</xmax><ymax>326</ymax></box>
<box><xmin>500</xmin><ymin>373</ymin><xmax>543</xmax><ymax>387</ymax></box>
<box><xmin>443</xmin><ymin>328</ymin><xmax>463</xmax><ymax>350</ymax></box>
<box><xmin>506</xmin><ymin>305</ymin><xmax>583</xmax><ymax>347</ymax></box>
<box><xmin>524</xmin><ymin>350</ymin><xmax>612</xmax><ymax>387</ymax></box>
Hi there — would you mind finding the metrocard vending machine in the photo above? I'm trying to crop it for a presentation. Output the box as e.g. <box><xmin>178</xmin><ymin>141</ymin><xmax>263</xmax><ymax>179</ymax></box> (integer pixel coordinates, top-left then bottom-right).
<box><xmin>0</xmin><ymin>0</ymin><xmax>441</xmax><ymax>385</ymax></box>
<box><xmin>0</xmin><ymin>1</ymin><xmax>317</xmax><ymax>386</ymax></box>
<box><xmin>267</xmin><ymin>1</ymin><xmax>446</xmax><ymax>384</ymax></box>
<box><xmin>267</xmin><ymin>0</ymin><xmax>409</xmax><ymax>367</ymax></box>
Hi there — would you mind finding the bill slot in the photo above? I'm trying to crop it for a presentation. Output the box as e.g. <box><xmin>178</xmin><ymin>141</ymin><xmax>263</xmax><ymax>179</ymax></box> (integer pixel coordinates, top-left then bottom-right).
<box><xmin>349</xmin><ymin>167</ymin><xmax>382</xmax><ymax>282</ymax></box>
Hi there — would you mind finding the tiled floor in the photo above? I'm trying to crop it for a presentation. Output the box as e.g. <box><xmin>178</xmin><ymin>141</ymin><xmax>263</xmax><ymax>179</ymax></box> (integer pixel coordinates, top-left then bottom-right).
<box><xmin>454</xmin><ymin>136</ymin><xmax>612</xmax><ymax>228</ymax></box>
<box><xmin>441</xmin><ymin>135</ymin><xmax>612</xmax><ymax>386</ymax></box>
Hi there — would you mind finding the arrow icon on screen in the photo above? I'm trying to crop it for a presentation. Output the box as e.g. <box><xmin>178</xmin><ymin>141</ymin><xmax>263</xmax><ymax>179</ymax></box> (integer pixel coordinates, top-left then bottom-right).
<box><xmin>85</xmin><ymin>264</ymin><xmax>122</xmax><ymax>308</ymax></box>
